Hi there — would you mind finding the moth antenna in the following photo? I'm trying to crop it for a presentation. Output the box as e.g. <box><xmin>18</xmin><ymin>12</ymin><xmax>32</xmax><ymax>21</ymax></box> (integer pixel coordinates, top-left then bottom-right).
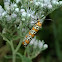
<box><xmin>45</xmin><ymin>19</ymin><xmax>52</xmax><ymax>21</ymax></box>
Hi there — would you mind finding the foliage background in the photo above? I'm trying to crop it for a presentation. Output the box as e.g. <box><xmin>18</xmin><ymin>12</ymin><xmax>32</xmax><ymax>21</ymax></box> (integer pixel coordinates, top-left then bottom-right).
<box><xmin>0</xmin><ymin>0</ymin><xmax>62</xmax><ymax>62</ymax></box>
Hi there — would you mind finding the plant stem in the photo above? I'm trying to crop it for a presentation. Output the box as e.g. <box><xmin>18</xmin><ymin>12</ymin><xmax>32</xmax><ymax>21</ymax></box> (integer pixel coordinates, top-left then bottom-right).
<box><xmin>13</xmin><ymin>52</ymin><xmax>16</xmax><ymax>62</ymax></box>
<box><xmin>10</xmin><ymin>40</ymin><xmax>14</xmax><ymax>52</ymax></box>
<box><xmin>0</xmin><ymin>33</ymin><xmax>11</xmax><ymax>45</ymax></box>
<box><xmin>10</xmin><ymin>40</ymin><xmax>16</xmax><ymax>62</ymax></box>
<box><xmin>14</xmin><ymin>39</ymin><xmax>22</xmax><ymax>53</ymax></box>
<box><xmin>16</xmin><ymin>53</ymin><xmax>22</xmax><ymax>58</ymax></box>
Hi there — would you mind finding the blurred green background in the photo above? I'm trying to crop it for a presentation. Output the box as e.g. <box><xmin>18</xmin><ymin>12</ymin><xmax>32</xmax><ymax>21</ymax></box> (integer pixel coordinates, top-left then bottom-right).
<box><xmin>0</xmin><ymin>0</ymin><xmax>62</xmax><ymax>62</ymax></box>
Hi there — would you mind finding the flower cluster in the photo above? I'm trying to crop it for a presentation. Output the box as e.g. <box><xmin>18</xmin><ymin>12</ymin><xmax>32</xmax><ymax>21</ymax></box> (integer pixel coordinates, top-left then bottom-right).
<box><xmin>24</xmin><ymin>36</ymin><xmax>48</xmax><ymax>59</ymax></box>
<box><xmin>0</xmin><ymin>0</ymin><xmax>62</xmax><ymax>26</ymax></box>
<box><xmin>0</xmin><ymin>0</ymin><xmax>62</xmax><ymax>60</ymax></box>
<box><xmin>0</xmin><ymin>0</ymin><xmax>61</xmax><ymax>48</ymax></box>
<box><xmin>30</xmin><ymin>36</ymin><xmax>48</xmax><ymax>49</ymax></box>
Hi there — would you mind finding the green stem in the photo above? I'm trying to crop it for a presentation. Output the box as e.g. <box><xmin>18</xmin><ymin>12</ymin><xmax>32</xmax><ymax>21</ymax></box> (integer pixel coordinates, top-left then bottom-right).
<box><xmin>31</xmin><ymin>51</ymin><xmax>41</xmax><ymax>60</ymax></box>
<box><xmin>16</xmin><ymin>53</ymin><xmax>23</xmax><ymax>58</ymax></box>
<box><xmin>0</xmin><ymin>33</ymin><xmax>16</xmax><ymax>62</ymax></box>
<box><xmin>14</xmin><ymin>39</ymin><xmax>22</xmax><ymax>53</ymax></box>
<box><xmin>10</xmin><ymin>40</ymin><xmax>14</xmax><ymax>52</ymax></box>
<box><xmin>4</xmin><ymin>55</ymin><xmax>21</xmax><ymax>59</ymax></box>
<box><xmin>13</xmin><ymin>53</ymin><xmax>16</xmax><ymax>62</ymax></box>
<box><xmin>0</xmin><ymin>33</ymin><xmax>10</xmax><ymax>45</ymax></box>
<box><xmin>10</xmin><ymin>40</ymin><xmax>16</xmax><ymax>62</ymax></box>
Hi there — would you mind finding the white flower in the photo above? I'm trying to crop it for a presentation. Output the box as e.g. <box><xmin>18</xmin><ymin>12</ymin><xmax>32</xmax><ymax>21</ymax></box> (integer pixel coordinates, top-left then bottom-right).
<box><xmin>27</xmin><ymin>14</ymin><xmax>31</xmax><ymax>17</ymax></box>
<box><xmin>10</xmin><ymin>3</ymin><xmax>14</xmax><ymax>11</ymax></box>
<box><xmin>38</xmin><ymin>40</ymin><xmax>44</xmax><ymax>49</ymax></box>
<box><xmin>11</xmin><ymin>3</ymin><xmax>17</xmax><ymax>11</ymax></box>
<box><xmin>21</xmin><ymin>5</ymin><xmax>24</xmax><ymax>8</ymax></box>
<box><xmin>0</xmin><ymin>13</ymin><xmax>2</xmax><ymax>16</ymax></box>
<box><xmin>15</xmin><ymin>8</ymin><xmax>19</xmax><ymax>12</ymax></box>
<box><xmin>30</xmin><ymin>21</ymin><xmax>35</xmax><ymax>26</ymax></box>
<box><xmin>22</xmin><ymin>18</ymin><xmax>25</xmax><ymax>21</ymax></box>
<box><xmin>20</xmin><ymin>9</ymin><xmax>25</xmax><ymax>13</ymax></box>
<box><xmin>27</xmin><ymin>14</ymin><xmax>31</xmax><ymax>19</ymax></box>
<box><xmin>59</xmin><ymin>1</ymin><xmax>62</xmax><ymax>5</ymax></box>
<box><xmin>2</xmin><ymin>11</ymin><xmax>7</xmax><ymax>16</ymax></box>
<box><xmin>4</xmin><ymin>2</ymin><xmax>10</xmax><ymax>11</ymax></box>
<box><xmin>4</xmin><ymin>0</ymin><xmax>10</xmax><ymax>3</ymax></box>
<box><xmin>34</xmin><ymin>40</ymin><xmax>38</xmax><ymax>46</ymax></box>
<box><xmin>16</xmin><ymin>0</ymin><xmax>20</xmax><ymax>3</ymax></box>
<box><xmin>40</xmin><ymin>3</ymin><xmax>44</xmax><ymax>7</ymax></box>
<box><xmin>47</xmin><ymin>4</ymin><xmax>52</xmax><ymax>9</ymax></box>
<box><xmin>30</xmin><ymin>1</ymin><xmax>33</xmax><ymax>3</ymax></box>
<box><xmin>43</xmin><ymin>4</ymin><xmax>47</xmax><ymax>8</ymax></box>
<box><xmin>0</xmin><ymin>13</ymin><xmax>2</xmax><ymax>19</ymax></box>
<box><xmin>22</xmin><ymin>12</ymin><xmax>27</xmax><ymax>17</ymax></box>
<box><xmin>52</xmin><ymin>1</ymin><xmax>59</xmax><ymax>5</ymax></box>
<box><xmin>44</xmin><ymin>0</ymin><xmax>51</xmax><ymax>4</ymax></box>
<box><xmin>35</xmin><ymin>2</ymin><xmax>40</xmax><ymax>6</ymax></box>
<box><xmin>6</xmin><ymin>15</ymin><xmax>11</xmax><ymax>21</ymax></box>
<box><xmin>11</xmin><ymin>13</ymin><xmax>17</xmax><ymax>18</ymax></box>
<box><xmin>26</xmin><ymin>9</ymin><xmax>36</xmax><ymax>20</ymax></box>
<box><xmin>16</xmin><ymin>18</ymin><xmax>20</xmax><ymax>23</ymax></box>
<box><xmin>33</xmin><ymin>40</ymin><xmax>38</xmax><ymax>48</ymax></box>
<box><xmin>30</xmin><ymin>37</ymin><xmax>35</xmax><ymax>45</ymax></box>
<box><xmin>0</xmin><ymin>5</ymin><xmax>4</xmax><ymax>13</ymax></box>
<box><xmin>43</xmin><ymin>44</ymin><xmax>48</xmax><ymax>49</ymax></box>
<box><xmin>14</xmin><ymin>4</ymin><xmax>17</xmax><ymax>8</ymax></box>
<box><xmin>55</xmin><ymin>2</ymin><xmax>59</xmax><ymax>5</ymax></box>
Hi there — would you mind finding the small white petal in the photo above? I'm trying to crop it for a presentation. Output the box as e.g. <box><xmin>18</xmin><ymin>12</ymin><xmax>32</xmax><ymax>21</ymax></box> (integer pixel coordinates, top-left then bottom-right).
<box><xmin>4</xmin><ymin>0</ymin><xmax>10</xmax><ymax>3</ymax></box>
<box><xmin>34</xmin><ymin>40</ymin><xmax>38</xmax><ymax>46</ymax></box>
<box><xmin>22</xmin><ymin>18</ymin><xmax>25</xmax><ymax>21</ymax></box>
<box><xmin>2</xmin><ymin>11</ymin><xmax>7</xmax><ymax>16</ymax></box>
<box><xmin>47</xmin><ymin>4</ymin><xmax>52</xmax><ymax>9</ymax></box>
<box><xmin>11</xmin><ymin>13</ymin><xmax>17</xmax><ymax>18</ymax></box>
<box><xmin>15</xmin><ymin>8</ymin><xmax>19</xmax><ymax>12</ymax></box>
<box><xmin>40</xmin><ymin>3</ymin><xmax>44</xmax><ymax>7</ymax></box>
<box><xmin>35</xmin><ymin>2</ymin><xmax>40</xmax><ymax>6</ymax></box>
<box><xmin>27</xmin><ymin>14</ymin><xmax>31</xmax><ymax>17</ymax></box>
<box><xmin>4</xmin><ymin>2</ymin><xmax>10</xmax><ymax>11</ymax></box>
<box><xmin>20</xmin><ymin>9</ymin><xmax>25</xmax><ymax>13</ymax></box>
<box><xmin>30</xmin><ymin>1</ymin><xmax>33</xmax><ymax>3</ymax></box>
<box><xmin>6</xmin><ymin>15</ymin><xmax>11</xmax><ymax>21</ymax></box>
<box><xmin>22</xmin><ymin>12</ymin><xmax>26</xmax><ymax>17</ymax></box>
<box><xmin>59</xmin><ymin>1</ymin><xmax>62</xmax><ymax>5</ymax></box>
<box><xmin>43</xmin><ymin>4</ymin><xmax>47</xmax><ymax>7</ymax></box>
<box><xmin>44</xmin><ymin>44</ymin><xmax>48</xmax><ymax>49</ymax></box>
<box><xmin>30</xmin><ymin>38</ymin><xmax>35</xmax><ymax>45</ymax></box>
<box><xmin>38</xmin><ymin>41</ymin><xmax>44</xmax><ymax>49</ymax></box>
<box><xmin>0</xmin><ymin>13</ymin><xmax>2</xmax><ymax>16</ymax></box>
<box><xmin>0</xmin><ymin>5</ymin><xmax>4</xmax><ymax>13</ymax></box>
<box><xmin>52</xmin><ymin>1</ymin><xmax>59</xmax><ymax>5</ymax></box>
<box><xmin>30</xmin><ymin>21</ymin><xmax>35</xmax><ymax>24</ymax></box>
<box><xmin>16</xmin><ymin>0</ymin><xmax>20</xmax><ymax>3</ymax></box>
<box><xmin>14</xmin><ymin>4</ymin><xmax>17</xmax><ymax>8</ymax></box>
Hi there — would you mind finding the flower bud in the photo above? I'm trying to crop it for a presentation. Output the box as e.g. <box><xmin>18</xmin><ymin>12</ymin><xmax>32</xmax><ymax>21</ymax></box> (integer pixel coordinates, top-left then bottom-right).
<box><xmin>15</xmin><ymin>8</ymin><xmax>19</xmax><ymax>12</ymax></box>
<box><xmin>44</xmin><ymin>44</ymin><xmax>48</xmax><ymax>49</ymax></box>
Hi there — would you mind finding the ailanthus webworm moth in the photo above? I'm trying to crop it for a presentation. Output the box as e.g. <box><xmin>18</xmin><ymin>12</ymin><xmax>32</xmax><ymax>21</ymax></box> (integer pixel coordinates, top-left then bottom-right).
<box><xmin>22</xmin><ymin>19</ymin><xmax>42</xmax><ymax>46</ymax></box>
